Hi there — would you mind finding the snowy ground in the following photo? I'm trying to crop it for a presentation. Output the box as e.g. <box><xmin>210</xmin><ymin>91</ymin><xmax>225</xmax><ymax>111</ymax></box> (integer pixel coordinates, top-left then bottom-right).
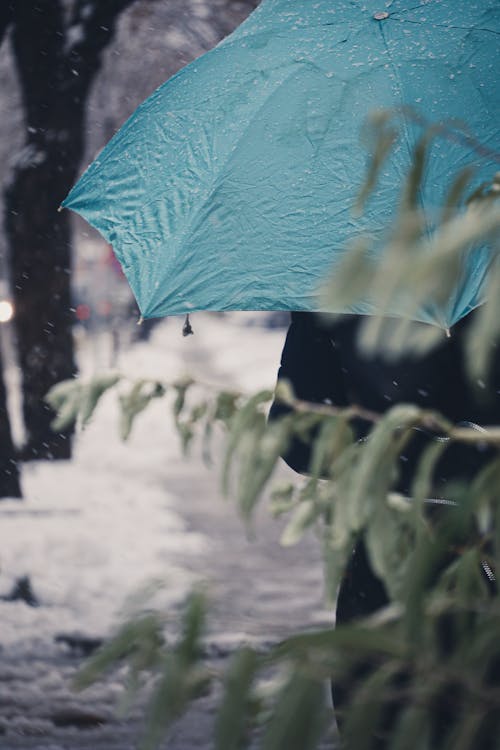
<box><xmin>0</xmin><ymin>313</ymin><xmax>335</xmax><ymax>749</ymax></box>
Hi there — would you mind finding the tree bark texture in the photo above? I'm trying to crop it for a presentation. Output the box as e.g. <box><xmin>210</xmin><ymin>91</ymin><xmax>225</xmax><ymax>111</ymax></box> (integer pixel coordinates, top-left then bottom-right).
<box><xmin>0</xmin><ymin>2</ymin><xmax>22</xmax><ymax>495</ymax></box>
<box><xmin>4</xmin><ymin>0</ymin><xmax>138</xmax><ymax>460</ymax></box>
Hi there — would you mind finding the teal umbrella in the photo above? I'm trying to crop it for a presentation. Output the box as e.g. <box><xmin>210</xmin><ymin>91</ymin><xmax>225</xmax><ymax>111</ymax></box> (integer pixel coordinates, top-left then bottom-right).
<box><xmin>63</xmin><ymin>0</ymin><xmax>500</xmax><ymax>327</ymax></box>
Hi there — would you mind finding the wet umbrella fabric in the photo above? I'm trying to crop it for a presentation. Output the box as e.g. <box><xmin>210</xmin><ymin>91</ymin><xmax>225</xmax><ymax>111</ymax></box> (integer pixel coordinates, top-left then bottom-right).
<box><xmin>63</xmin><ymin>0</ymin><xmax>500</xmax><ymax>326</ymax></box>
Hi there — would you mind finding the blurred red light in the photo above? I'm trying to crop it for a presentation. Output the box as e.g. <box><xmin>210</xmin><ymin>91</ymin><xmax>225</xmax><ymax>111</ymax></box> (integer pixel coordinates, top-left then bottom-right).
<box><xmin>76</xmin><ymin>303</ymin><xmax>91</xmax><ymax>321</ymax></box>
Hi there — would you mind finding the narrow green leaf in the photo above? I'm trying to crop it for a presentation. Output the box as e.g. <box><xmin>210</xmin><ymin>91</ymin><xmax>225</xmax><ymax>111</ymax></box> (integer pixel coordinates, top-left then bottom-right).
<box><xmin>411</xmin><ymin>439</ymin><xmax>450</xmax><ymax>513</ymax></box>
<box><xmin>465</xmin><ymin>249</ymin><xmax>500</xmax><ymax>382</ymax></box>
<box><xmin>342</xmin><ymin>663</ymin><xmax>404</xmax><ymax>750</ymax></box>
<box><xmin>261</xmin><ymin>671</ymin><xmax>326</xmax><ymax>750</ymax></box>
<box><xmin>45</xmin><ymin>378</ymin><xmax>81</xmax><ymax>410</ymax></box>
<box><xmin>389</xmin><ymin>704</ymin><xmax>431</xmax><ymax>750</ymax></box>
<box><xmin>322</xmin><ymin>529</ymin><xmax>355</xmax><ymax>606</ymax></box>
<box><xmin>222</xmin><ymin>389</ymin><xmax>274</xmax><ymax>496</ymax></box>
<box><xmin>74</xmin><ymin>613</ymin><xmax>164</xmax><ymax>690</ymax></box>
<box><xmin>356</xmin><ymin>115</ymin><xmax>399</xmax><ymax>214</ymax></box>
<box><xmin>365</xmin><ymin>497</ymin><xmax>415</xmax><ymax>602</ymax></box>
<box><xmin>308</xmin><ymin>416</ymin><xmax>352</xmax><ymax>479</ymax></box>
<box><xmin>178</xmin><ymin>589</ymin><xmax>206</xmax><ymax>663</ymax></box>
<box><xmin>50</xmin><ymin>391</ymin><xmax>82</xmax><ymax>431</ymax></box>
<box><xmin>280</xmin><ymin>500</ymin><xmax>319</xmax><ymax>547</ymax></box>
<box><xmin>140</xmin><ymin>591</ymin><xmax>208</xmax><ymax>750</ymax></box>
<box><xmin>236</xmin><ymin>417</ymin><xmax>291</xmax><ymax>522</ymax></box>
<box><xmin>46</xmin><ymin>379</ymin><xmax>82</xmax><ymax>431</ymax></box>
<box><xmin>172</xmin><ymin>377</ymin><xmax>193</xmax><ymax>418</ymax></box>
<box><xmin>276</xmin><ymin>624</ymin><xmax>406</xmax><ymax>663</ymax></box>
<box><xmin>214</xmin><ymin>648</ymin><xmax>259</xmax><ymax>750</ymax></box>
<box><xmin>270</xmin><ymin>482</ymin><xmax>297</xmax><ymax>517</ymax></box>
<box><xmin>81</xmin><ymin>373</ymin><xmax>121</xmax><ymax>427</ymax></box>
<box><xmin>441</xmin><ymin>165</ymin><xmax>476</xmax><ymax>223</ymax></box>
<box><xmin>347</xmin><ymin>405</ymin><xmax>420</xmax><ymax>526</ymax></box>
<box><xmin>213</xmin><ymin>390</ymin><xmax>240</xmax><ymax>424</ymax></box>
<box><xmin>402</xmin><ymin>127</ymin><xmax>442</xmax><ymax>211</ymax></box>
<box><xmin>140</xmin><ymin>652</ymin><xmax>183</xmax><ymax>750</ymax></box>
<box><xmin>119</xmin><ymin>379</ymin><xmax>166</xmax><ymax>440</ymax></box>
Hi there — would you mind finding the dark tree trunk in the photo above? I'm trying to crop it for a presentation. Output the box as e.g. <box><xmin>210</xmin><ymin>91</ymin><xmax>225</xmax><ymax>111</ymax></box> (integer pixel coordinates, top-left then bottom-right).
<box><xmin>6</xmin><ymin>169</ymin><xmax>78</xmax><ymax>460</ymax></box>
<box><xmin>0</xmin><ymin>341</ymin><xmax>22</xmax><ymax>497</ymax></box>
<box><xmin>4</xmin><ymin>0</ymin><xmax>138</xmax><ymax>460</ymax></box>
<box><xmin>0</xmin><ymin>1</ymin><xmax>22</xmax><ymax>495</ymax></box>
<box><xmin>2</xmin><ymin>0</ymin><xmax>255</xmax><ymax>462</ymax></box>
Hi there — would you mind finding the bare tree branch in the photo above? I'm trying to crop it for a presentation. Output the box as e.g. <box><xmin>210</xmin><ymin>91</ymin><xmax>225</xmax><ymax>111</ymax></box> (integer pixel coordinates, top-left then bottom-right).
<box><xmin>66</xmin><ymin>0</ymin><xmax>145</xmax><ymax>88</ymax></box>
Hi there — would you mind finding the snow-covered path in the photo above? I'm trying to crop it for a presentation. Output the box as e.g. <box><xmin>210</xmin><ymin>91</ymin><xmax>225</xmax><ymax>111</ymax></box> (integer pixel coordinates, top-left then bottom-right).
<box><xmin>0</xmin><ymin>314</ymin><xmax>334</xmax><ymax>749</ymax></box>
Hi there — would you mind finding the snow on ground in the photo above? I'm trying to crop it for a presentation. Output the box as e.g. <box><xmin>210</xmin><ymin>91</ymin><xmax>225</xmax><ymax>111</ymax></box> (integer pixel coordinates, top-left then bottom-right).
<box><xmin>0</xmin><ymin>313</ymin><xmax>287</xmax><ymax>657</ymax></box>
<box><xmin>0</xmin><ymin>312</ymin><xmax>339</xmax><ymax>750</ymax></box>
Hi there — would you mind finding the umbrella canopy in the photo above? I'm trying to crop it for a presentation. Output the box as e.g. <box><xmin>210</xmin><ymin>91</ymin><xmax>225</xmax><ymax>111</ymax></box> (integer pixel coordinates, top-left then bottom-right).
<box><xmin>63</xmin><ymin>0</ymin><xmax>500</xmax><ymax>327</ymax></box>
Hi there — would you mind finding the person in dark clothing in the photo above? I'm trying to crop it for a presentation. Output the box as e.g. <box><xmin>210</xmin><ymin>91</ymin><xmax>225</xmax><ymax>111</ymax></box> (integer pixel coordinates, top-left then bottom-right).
<box><xmin>270</xmin><ymin>311</ymin><xmax>500</xmax><ymax>486</ymax></box>
<box><xmin>269</xmin><ymin>310</ymin><xmax>500</xmax><ymax>734</ymax></box>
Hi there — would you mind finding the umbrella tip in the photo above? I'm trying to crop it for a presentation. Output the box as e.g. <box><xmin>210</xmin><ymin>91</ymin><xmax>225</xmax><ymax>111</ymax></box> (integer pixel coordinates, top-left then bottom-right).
<box><xmin>445</xmin><ymin>327</ymin><xmax>451</xmax><ymax>338</ymax></box>
<box><xmin>57</xmin><ymin>205</ymin><xmax>63</xmax><ymax>213</ymax></box>
<box><xmin>137</xmin><ymin>315</ymin><xmax>144</xmax><ymax>326</ymax></box>
<box><xmin>182</xmin><ymin>313</ymin><xmax>194</xmax><ymax>337</ymax></box>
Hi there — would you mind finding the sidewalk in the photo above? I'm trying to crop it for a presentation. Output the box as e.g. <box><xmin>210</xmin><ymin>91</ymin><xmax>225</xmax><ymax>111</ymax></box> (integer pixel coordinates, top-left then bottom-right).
<box><xmin>0</xmin><ymin>315</ymin><xmax>335</xmax><ymax>749</ymax></box>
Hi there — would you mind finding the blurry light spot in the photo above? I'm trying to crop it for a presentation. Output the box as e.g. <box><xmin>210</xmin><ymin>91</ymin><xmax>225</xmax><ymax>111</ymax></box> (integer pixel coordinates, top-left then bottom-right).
<box><xmin>0</xmin><ymin>300</ymin><xmax>14</xmax><ymax>323</ymax></box>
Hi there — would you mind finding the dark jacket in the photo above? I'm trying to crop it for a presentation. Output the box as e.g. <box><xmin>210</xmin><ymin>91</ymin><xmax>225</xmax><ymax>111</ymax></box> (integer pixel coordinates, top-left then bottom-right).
<box><xmin>269</xmin><ymin>311</ymin><xmax>500</xmax><ymax>495</ymax></box>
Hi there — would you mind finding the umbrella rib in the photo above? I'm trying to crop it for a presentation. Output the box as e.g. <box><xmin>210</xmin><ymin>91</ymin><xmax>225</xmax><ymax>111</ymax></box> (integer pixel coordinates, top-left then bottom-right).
<box><xmin>377</xmin><ymin>22</ymin><xmax>433</xmax><ymax>241</ymax></box>
<box><xmin>145</xmin><ymin>67</ymin><xmax>305</xmax><ymax>315</ymax></box>
<box><xmin>395</xmin><ymin>18</ymin><xmax>500</xmax><ymax>37</ymax></box>
<box><xmin>390</xmin><ymin>3</ymin><xmax>432</xmax><ymax>17</ymax></box>
<box><xmin>175</xmin><ymin>66</ymin><xmax>301</xmax><ymax>237</ymax></box>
